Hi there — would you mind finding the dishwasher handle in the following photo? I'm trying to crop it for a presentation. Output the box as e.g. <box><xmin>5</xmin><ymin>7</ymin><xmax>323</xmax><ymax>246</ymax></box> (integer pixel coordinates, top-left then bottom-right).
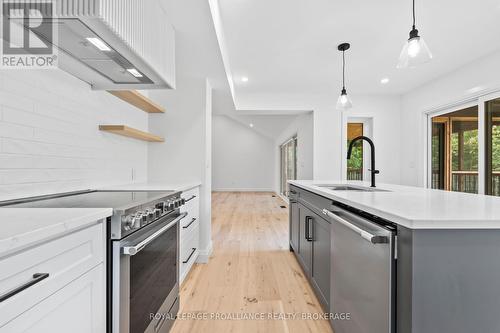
<box><xmin>322</xmin><ymin>209</ymin><xmax>388</xmax><ymax>244</ymax></box>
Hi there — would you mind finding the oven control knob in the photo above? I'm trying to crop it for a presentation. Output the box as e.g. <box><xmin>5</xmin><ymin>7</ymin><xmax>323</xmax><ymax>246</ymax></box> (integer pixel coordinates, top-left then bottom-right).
<box><xmin>180</xmin><ymin>198</ymin><xmax>186</xmax><ymax>205</ymax></box>
<box><xmin>155</xmin><ymin>202</ymin><xmax>165</xmax><ymax>211</ymax></box>
<box><xmin>132</xmin><ymin>212</ymin><xmax>144</xmax><ymax>228</ymax></box>
<box><xmin>154</xmin><ymin>208</ymin><xmax>162</xmax><ymax>217</ymax></box>
<box><xmin>123</xmin><ymin>215</ymin><xmax>134</xmax><ymax>231</ymax></box>
<box><xmin>166</xmin><ymin>201</ymin><xmax>175</xmax><ymax>210</ymax></box>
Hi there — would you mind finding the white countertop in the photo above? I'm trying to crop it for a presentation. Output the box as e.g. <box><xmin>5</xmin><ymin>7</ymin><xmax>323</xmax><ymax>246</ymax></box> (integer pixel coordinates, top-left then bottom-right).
<box><xmin>99</xmin><ymin>181</ymin><xmax>201</xmax><ymax>192</ymax></box>
<box><xmin>0</xmin><ymin>208</ymin><xmax>112</xmax><ymax>257</ymax></box>
<box><xmin>289</xmin><ymin>180</ymin><xmax>500</xmax><ymax>229</ymax></box>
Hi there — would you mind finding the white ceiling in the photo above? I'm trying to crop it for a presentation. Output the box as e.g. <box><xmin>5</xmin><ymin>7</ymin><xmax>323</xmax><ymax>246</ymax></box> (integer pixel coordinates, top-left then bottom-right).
<box><xmin>222</xmin><ymin>114</ymin><xmax>299</xmax><ymax>140</ymax></box>
<box><xmin>216</xmin><ymin>0</ymin><xmax>500</xmax><ymax>100</ymax></box>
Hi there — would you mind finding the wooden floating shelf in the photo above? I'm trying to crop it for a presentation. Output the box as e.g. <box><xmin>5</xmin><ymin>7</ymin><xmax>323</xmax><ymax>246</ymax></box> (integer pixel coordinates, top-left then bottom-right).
<box><xmin>107</xmin><ymin>90</ymin><xmax>165</xmax><ymax>113</ymax></box>
<box><xmin>99</xmin><ymin>125</ymin><xmax>164</xmax><ymax>142</ymax></box>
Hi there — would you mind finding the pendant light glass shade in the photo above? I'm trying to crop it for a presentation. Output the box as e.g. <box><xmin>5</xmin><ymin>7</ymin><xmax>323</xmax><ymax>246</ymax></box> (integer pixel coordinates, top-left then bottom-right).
<box><xmin>398</xmin><ymin>0</ymin><xmax>432</xmax><ymax>68</ymax></box>
<box><xmin>397</xmin><ymin>29</ymin><xmax>432</xmax><ymax>68</ymax></box>
<box><xmin>336</xmin><ymin>88</ymin><xmax>352</xmax><ymax>110</ymax></box>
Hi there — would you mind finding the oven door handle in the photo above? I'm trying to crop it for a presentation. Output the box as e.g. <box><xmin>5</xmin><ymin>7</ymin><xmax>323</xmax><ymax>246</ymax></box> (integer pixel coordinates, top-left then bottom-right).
<box><xmin>122</xmin><ymin>212</ymin><xmax>187</xmax><ymax>256</ymax></box>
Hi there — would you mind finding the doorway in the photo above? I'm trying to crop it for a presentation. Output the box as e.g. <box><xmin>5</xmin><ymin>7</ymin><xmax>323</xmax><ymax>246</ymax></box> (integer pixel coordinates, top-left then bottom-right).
<box><xmin>347</xmin><ymin>123</ymin><xmax>364</xmax><ymax>180</ymax></box>
<box><xmin>280</xmin><ymin>136</ymin><xmax>297</xmax><ymax>197</ymax></box>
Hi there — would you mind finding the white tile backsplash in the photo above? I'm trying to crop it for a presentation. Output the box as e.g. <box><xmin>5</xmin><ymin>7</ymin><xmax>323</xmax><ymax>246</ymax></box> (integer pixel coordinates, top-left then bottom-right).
<box><xmin>0</xmin><ymin>69</ymin><xmax>149</xmax><ymax>201</ymax></box>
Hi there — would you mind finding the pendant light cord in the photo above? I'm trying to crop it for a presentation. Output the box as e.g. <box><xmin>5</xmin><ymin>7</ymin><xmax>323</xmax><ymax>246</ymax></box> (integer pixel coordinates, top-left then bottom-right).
<box><xmin>412</xmin><ymin>0</ymin><xmax>416</xmax><ymax>29</ymax></box>
<box><xmin>342</xmin><ymin>50</ymin><xmax>345</xmax><ymax>89</ymax></box>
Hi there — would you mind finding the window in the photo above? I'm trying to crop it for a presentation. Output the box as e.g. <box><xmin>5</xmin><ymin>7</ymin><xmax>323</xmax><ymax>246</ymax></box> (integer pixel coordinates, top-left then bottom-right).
<box><xmin>485</xmin><ymin>98</ymin><xmax>500</xmax><ymax>196</ymax></box>
<box><xmin>347</xmin><ymin>123</ymin><xmax>363</xmax><ymax>180</ymax></box>
<box><xmin>430</xmin><ymin>106</ymin><xmax>478</xmax><ymax>193</ymax></box>
<box><xmin>280</xmin><ymin>136</ymin><xmax>297</xmax><ymax>196</ymax></box>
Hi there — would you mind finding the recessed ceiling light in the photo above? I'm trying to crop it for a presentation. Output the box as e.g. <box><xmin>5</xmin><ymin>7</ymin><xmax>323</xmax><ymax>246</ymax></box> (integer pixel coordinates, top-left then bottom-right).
<box><xmin>249</xmin><ymin>123</ymin><xmax>254</xmax><ymax>128</ymax></box>
<box><xmin>380</xmin><ymin>77</ymin><xmax>390</xmax><ymax>84</ymax></box>
<box><xmin>466</xmin><ymin>86</ymin><xmax>483</xmax><ymax>94</ymax></box>
<box><xmin>241</xmin><ymin>76</ymin><xmax>249</xmax><ymax>82</ymax></box>
<box><xmin>86</xmin><ymin>37</ymin><xmax>111</xmax><ymax>51</ymax></box>
<box><xmin>127</xmin><ymin>68</ymin><xmax>143</xmax><ymax>78</ymax></box>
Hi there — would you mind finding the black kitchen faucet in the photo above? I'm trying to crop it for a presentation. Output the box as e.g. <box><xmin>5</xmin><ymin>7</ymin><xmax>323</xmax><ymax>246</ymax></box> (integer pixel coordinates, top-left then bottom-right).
<box><xmin>347</xmin><ymin>136</ymin><xmax>379</xmax><ymax>187</ymax></box>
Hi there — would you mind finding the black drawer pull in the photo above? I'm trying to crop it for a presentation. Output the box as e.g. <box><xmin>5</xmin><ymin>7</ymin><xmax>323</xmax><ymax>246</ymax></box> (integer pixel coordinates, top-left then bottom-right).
<box><xmin>0</xmin><ymin>273</ymin><xmax>49</xmax><ymax>302</ymax></box>
<box><xmin>182</xmin><ymin>248</ymin><xmax>196</xmax><ymax>263</ymax></box>
<box><xmin>183</xmin><ymin>217</ymin><xmax>197</xmax><ymax>229</ymax></box>
<box><xmin>185</xmin><ymin>195</ymin><xmax>196</xmax><ymax>203</ymax></box>
<box><xmin>305</xmin><ymin>216</ymin><xmax>314</xmax><ymax>242</ymax></box>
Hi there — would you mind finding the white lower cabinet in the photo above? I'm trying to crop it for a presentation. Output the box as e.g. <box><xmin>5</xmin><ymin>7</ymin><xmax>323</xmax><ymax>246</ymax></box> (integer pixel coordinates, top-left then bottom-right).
<box><xmin>1</xmin><ymin>264</ymin><xmax>105</xmax><ymax>333</ymax></box>
<box><xmin>179</xmin><ymin>187</ymin><xmax>200</xmax><ymax>283</ymax></box>
<box><xmin>0</xmin><ymin>221</ymin><xmax>106</xmax><ymax>333</ymax></box>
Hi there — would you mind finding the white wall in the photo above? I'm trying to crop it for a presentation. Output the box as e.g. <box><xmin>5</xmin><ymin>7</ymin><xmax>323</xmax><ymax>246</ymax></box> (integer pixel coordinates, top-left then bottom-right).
<box><xmin>400</xmin><ymin>50</ymin><xmax>500</xmax><ymax>187</ymax></box>
<box><xmin>147</xmin><ymin>75</ymin><xmax>213</xmax><ymax>259</ymax></box>
<box><xmin>274</xmin><ymin>112</ymin><xmax>314</xmax><ymax>194</ymax></box>
<box><xmin>0</xmin><ymin>69</ymin><xmax>148</xmax><ymax>201</ymax></box>
<box><xmin>212</xmin><ymin>115</ymin><xmax>274</xmax><ymax>191</ymax></box>
<box><xmin>312</xmin><ymin>95</ymin><xmax>402</xmax><ymax>185</ymax></box>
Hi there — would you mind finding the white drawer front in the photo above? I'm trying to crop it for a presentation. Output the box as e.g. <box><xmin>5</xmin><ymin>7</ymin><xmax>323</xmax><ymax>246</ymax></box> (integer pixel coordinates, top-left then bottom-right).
<box><xmin>181</xmin><ymin>188</ymin><xmax>199</xmax><ymax>215</ymax></box>
<box><xmin>180</xmin><ymin>223</ymin><xmax>199</xmax><ymax>282</ymax></box>
<box><xmin>181</xmin><ymin>187</ymin><xmax>199</xmax><ymax>200</ymax></box>
<box><xmin>180</xmin><ymin>215</ymin><xmax>199</xmax><ymax>239</ymax></box>
<box><xmin>0</xmin><ymin>222</ymin><xmax>104</xmax><ymax>326</ymax></box>
<box><xmin>1</xmin><ymin>264</ymin><xmax>105</xmax><ymax>333</ymax></box>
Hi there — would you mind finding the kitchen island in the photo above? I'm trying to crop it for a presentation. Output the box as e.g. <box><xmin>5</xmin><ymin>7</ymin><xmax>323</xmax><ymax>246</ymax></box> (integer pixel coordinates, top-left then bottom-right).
<box><xmin>289</xmin><ymin>180</ymin><xmax>500</xmax><ymax>333</ymax></box>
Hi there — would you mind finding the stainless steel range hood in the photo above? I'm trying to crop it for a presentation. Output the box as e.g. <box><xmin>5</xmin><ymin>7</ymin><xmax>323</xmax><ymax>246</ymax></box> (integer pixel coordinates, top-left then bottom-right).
<box><xmin>28</xmin><ymin>0</ymin><xmax>176</xmax><ymax>90</ymax></box>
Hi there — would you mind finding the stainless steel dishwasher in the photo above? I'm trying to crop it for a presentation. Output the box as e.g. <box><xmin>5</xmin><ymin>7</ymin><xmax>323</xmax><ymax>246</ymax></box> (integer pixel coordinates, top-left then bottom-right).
<box><xmin>322</xmin><ymin>204</ymin><xmax>396</xmax><ymax>333</ymax></box>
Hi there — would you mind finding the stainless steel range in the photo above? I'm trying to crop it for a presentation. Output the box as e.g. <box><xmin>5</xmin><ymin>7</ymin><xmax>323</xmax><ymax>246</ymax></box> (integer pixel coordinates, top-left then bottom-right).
<box><xmin>1</xmin><ymin>189</ymin><xmax>186</xmax><ymax>333</ymax></box>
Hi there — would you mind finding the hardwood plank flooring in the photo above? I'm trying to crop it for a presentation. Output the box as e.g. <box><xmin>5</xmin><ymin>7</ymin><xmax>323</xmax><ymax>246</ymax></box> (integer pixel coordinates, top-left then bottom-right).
<box><xmin>171</xmin><ymin>192</ymin><xmax>333</xmax><ymax>333</ymax></box>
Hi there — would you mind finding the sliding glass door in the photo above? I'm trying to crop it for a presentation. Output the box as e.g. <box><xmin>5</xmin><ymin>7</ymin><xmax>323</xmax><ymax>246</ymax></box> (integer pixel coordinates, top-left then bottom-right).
<box><xmin>280</xmin><ymin>136</ymin><xmax>297</xmax><ymax>196</ymax></box>
<box><xmin>431</xmin><ymin>121</ymin><xmax>447</xmax><ymax>190</ymax></box>
<box><xmin>485</xmin><ymin>98</ymin><xmax>500</xmax><ymax>196</ymax></box>
<box><xmin>430</xmin><ymin>106</ymin><xmax>478</xmax><ymax>193</ymax></box>
<box><xmin>429</xmin><ymin>96</ymin><xmax>500</xmax><ymax>196</ymax></box>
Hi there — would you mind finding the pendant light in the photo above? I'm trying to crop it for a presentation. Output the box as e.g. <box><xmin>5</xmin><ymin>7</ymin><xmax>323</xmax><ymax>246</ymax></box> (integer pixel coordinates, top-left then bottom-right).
<box><xmin>397</xmin><ymin>0</ymin><xmax>432</xmax><ymax>68</ymax></box>
<box><xmin>336</xmin><ymin>43</ymin><xmax>352</xmax><ymax>110</ymax></box>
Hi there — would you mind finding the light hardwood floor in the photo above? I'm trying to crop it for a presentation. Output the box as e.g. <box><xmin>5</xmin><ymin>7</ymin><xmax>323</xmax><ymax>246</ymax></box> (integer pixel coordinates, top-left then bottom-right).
<box><xmin>171</xmin><ymin>192</ymin><xmax>333</xmax><ymax>333</ymax></box>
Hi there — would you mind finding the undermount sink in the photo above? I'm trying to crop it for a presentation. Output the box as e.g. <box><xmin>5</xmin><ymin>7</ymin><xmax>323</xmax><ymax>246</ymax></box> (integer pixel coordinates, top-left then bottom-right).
<box><xmin>317</xmin><ymin>184</ymin><xmax>389</xmax><ymax>192</ymax></box>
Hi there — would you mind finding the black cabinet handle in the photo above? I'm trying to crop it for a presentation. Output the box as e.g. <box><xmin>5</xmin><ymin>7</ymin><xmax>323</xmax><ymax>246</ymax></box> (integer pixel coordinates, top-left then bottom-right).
<box><xmin>305</xmin><ymin>216</ymin><xmax>314</xmax><ymax>242</ymax></box>
<box><xmin>309</xmin><ymin>217</ymin><xmax>314</xmax><ymax>241</ymax></box>
<box><xmin>183</xmin><ymin>217</ymin><xmax>197</xmax><ymax>229</ymax></box>
<box><xmin>305</xmin><ymin>217</ymin><xmax>309</xmax><ymax>240</ymax></box>
<box><xmin>182</xmin><ymin>248</ymin><xmax>196</xmax><ymax>263</ymax></box>
<box><xmin>185</xmin><ymin>195</ymin><xmax>196</xmax><ymax>203</ymax></box>
<box><xmin>0</xmin><ymin>273</ymin><xmax>49</xmax><ymax>302</ymax></box>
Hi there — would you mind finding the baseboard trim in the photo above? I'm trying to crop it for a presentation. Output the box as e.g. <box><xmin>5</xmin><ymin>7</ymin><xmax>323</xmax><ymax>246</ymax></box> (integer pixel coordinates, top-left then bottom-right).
<box><xmin>278</xmin><ymin>193</ymin><xmax>289</xmax><ymax>204</ymax></box>
<box><xmin>212</xmin><ymin>188</ymin><xmax>274</xmax><ymax>192</ymax></box>
<box><xmin>196</xmin><ymin>241</ymin><xmax>213</xmax><ymax>263</ymax></box>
